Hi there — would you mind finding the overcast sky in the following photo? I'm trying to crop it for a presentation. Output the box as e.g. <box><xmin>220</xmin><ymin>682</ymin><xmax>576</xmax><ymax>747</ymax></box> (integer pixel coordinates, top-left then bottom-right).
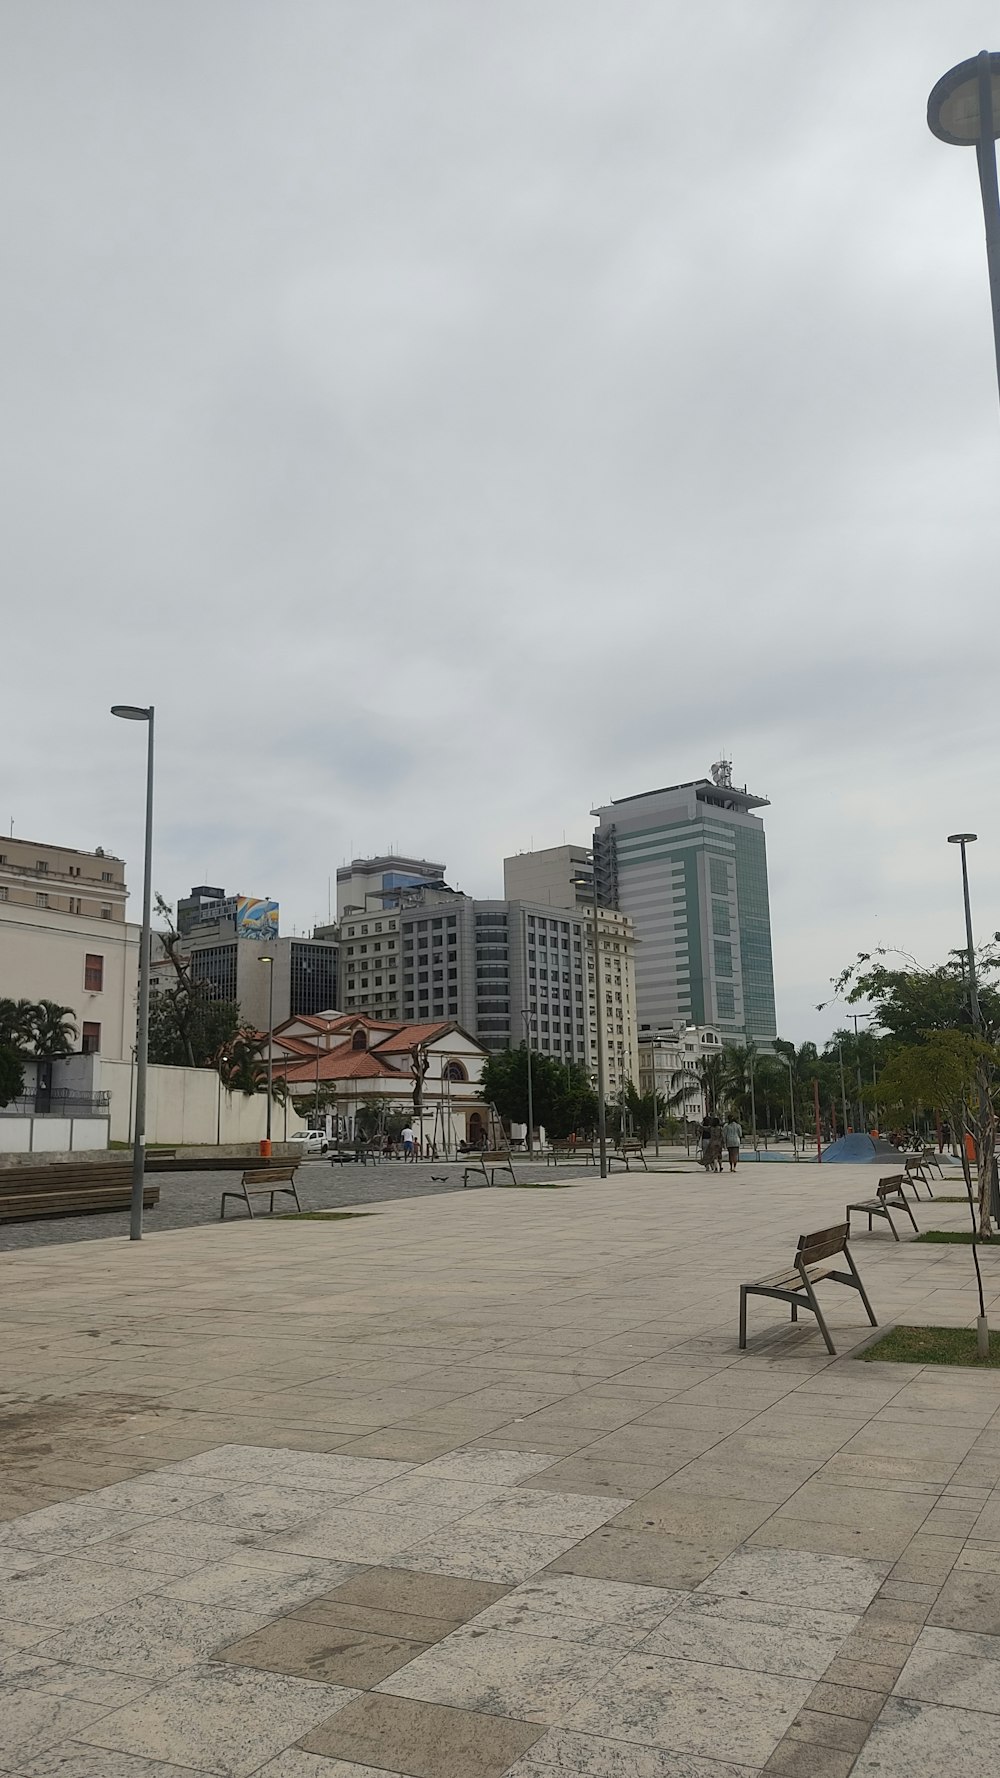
<box><xmin>3</xmin><ymin>2</ymin><xmax>999</xmax><ymax>1045</ymax></box>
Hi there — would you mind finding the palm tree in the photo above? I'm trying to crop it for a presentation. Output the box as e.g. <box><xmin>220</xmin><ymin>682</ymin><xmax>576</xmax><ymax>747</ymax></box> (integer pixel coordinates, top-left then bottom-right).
<box><xmin>0</xmin><ymin>998</ymin><xmax>41</xmax><ymax>1055</ymax></box>
<box><xmin>30</xmin><ymin>1001</ymin><xmax>78</xmax><ymax>1059</ymax></box>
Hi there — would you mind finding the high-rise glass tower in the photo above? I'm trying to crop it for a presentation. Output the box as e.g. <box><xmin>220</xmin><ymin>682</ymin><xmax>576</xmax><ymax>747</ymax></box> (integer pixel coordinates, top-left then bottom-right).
<box><xmin>592</xmin><ymin>762</ymin><xmax>777</xmax><ymax>1046</ymax></box>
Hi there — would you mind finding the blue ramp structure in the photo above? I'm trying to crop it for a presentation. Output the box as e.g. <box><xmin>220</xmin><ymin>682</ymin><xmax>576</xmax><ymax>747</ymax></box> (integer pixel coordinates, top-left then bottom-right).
<box><xmin>821</xmin><ymin>1133</ymin><xmax>899</xmax><ymax>1164</ymax></box>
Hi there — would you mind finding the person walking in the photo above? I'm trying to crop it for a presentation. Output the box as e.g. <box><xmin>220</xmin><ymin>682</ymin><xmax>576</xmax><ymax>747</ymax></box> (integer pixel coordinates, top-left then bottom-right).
<box><xmin>723</xmin><ymin>1116</ymin><xmax>743</xmax><ymax>1172</ymax></box>
<box><xmin>698</xmin><ymin>1116</ymin><xmax>713</xmax><ymax>1171</ymax></box>
<box><xmin>401</xmin><ymin>1124</ymin><xmax>415</xmax><ymax>1162</ymax></box>
<box><xmin>706</xmin><ymin>1117</ymin><xmax>725</xmax><ymax>1173</ymax></box>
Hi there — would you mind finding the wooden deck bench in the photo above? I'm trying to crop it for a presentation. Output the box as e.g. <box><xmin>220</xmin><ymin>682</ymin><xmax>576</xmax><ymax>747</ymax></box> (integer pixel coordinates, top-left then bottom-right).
<box><xmin>612</xmin><ymin>1139</ymin><xmax>648</xmax><ymax>1172</ymax></box>
<box><xmin>0</xmin><ymin>1164</ymin><xmax>160</xmax><ymax>1224</ymax></box>
<box><xmin>847</xmin><ymin>1175</ymin><xmax>919</xmax><ymax>1242</ymax></box>
<box><xmin>220</xmin><ymin>1166</ymin><xmax>301</xmax><ymax>1220</ymax></box>
<box><xmin>545</xmin><ymin>1139</ymin><xmax>597</xmax><ymax>1167</ymax></box>
<box><xmin>462</xmin><ymin>1150</ymin><xmax>517</xmax><ymax>1188</ymax></box>
<box><xmin>739</xmin><ymin>1222</ymin><xmax>877</xmax><ymax>1356</ymax></box>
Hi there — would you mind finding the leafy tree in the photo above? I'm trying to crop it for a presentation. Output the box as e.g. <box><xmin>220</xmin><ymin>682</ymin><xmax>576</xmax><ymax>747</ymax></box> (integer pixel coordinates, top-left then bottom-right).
<box><xmin>0</xmin><ymin>1044</ymin><xmax>25</xmax><ymax>1108</ymax></box>
<box><xmin>480</xmin><ymin>1048</ymin><xmax>598</xmax><ymax>1140</ymax></box>
<box><xmin>149</xmin><ymin>893</ymin><xmax>242</xmax><ymax>1067</ymax></box>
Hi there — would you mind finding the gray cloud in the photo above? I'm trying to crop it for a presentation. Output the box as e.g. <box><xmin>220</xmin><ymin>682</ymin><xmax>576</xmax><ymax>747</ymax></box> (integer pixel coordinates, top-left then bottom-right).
<box><xmin>3</xmin><ymin>1</ymin><xmax>999</xmax><ymax>1043</ymax></box>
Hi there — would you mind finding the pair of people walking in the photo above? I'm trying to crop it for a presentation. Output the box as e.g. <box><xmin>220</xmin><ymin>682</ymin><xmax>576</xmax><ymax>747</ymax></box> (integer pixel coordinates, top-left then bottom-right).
<box><xmin>699</xmin><ymin>1115</ymin><xmax>743</xmax><ymax>1173</ymax></box>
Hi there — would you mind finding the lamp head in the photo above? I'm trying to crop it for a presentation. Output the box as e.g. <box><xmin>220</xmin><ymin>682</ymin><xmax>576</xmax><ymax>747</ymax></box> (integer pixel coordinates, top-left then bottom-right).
<box><xmin>948</xmin><ymin>833</ymin><xmax>978</xmax><ymax>845</ymax></box>
<box><xmin>111</xmin><ymin>704</ymin><xmax>152</xmax><ymax>721</ymax></box>
<box><xmin>258</xmin><ymin>954</ymin><xmax>274</xmax><ymax>966</ymax></box>
<box><xmin>928</xmin><ymin>53</ymin><xmax>1000</xmax><ymax>145</ymax></box>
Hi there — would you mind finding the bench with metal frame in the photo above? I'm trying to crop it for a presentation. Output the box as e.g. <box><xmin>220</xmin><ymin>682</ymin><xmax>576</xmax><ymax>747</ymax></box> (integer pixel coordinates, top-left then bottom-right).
<box><xmin>847</xmin><ymin>1175</ymin><xmax>919</xmax><ymax>1243</ymax></box>
<box><xmin>906</xmin><ymin>1147</ymin><xmax>946</xmax><ymax>1180</ymax></box>
<box><xmin>462</xmin><ymin>1150</ymin><xmax>517</xmax><ymax>1188</ymax></box>
<box><xmin>612</xmin><ymin>1139</ymin><xmax>648</xmax><ymax>1172</ymax></box>
<box><xmin>739</xmin><ymin>1222</ymin><xmax>877</xmax><ymax>1356</ymax></box>
<box><xmin>903</xmin><ymin>1156</ymin><xmax>936</xmax><ymax>1200</ymax></box>
<box><xmin>545</xmin><ymin>1139</ymin><xmax>597</xmax><ymax>1168</ymax></box>
<box><xmin>220</xmin><ymin>1166</ymin><xmax>301</xmax><ymax>1220</ymax></box>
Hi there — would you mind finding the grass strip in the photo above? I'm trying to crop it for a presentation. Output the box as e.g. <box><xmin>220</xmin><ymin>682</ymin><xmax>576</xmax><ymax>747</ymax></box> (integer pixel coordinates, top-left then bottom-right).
<box><xmin>860</xmin><ymin>1324</ymin><xmax>1000</xmax><ymax>1366</ymax></box>
<box><xmin>914</xmin><ymin>1230</ymin><xmax>1000</xmax><ymax>1245</ymax></box>
<box><xmin>277</xmin><ymin>1211</ymin><xmax>376</xmax><ymax>1221</ymax></box>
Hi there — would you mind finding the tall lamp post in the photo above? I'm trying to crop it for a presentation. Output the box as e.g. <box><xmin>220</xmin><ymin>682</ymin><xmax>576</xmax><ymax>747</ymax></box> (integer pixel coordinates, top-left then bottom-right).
<box><xmin>111</xmin><ymin>704</ymin><xmax>154</xmax><ymax>1241</ymax></box>
<box><xmin>573</xmin><ymin>869</ymin><xmax>608</xmax><ymax>1179</ymax></box>
<box><xmin>948</xmin><ymin>833</ymin><xmax>997</xmax><ymax>1206</ymax></box>
<box><xmin>928</xmin><ymin>53</ymin><xmax>1000</xmax><ymax>412</ymax></box>
<box><xmin>520</xmin><ymin>1010</ymin><xmax>534</xmax><ymax>1155</ymax></box>
<box><xmin>259</xmin><ymin>954</ymin><xmax>274</xmax><ymax>1147</ymax></box>
<box><xmin>778</xmin><ymin>1052</ymin><xmax>797</xmax><ymax>1158</ymax></box>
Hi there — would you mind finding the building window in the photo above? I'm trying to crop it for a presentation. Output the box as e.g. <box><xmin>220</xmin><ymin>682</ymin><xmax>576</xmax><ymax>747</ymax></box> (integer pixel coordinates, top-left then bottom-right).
<box><xmin>101</xmin><ymin>870</ymin><xmax>113</xmax><ymax>882</ymax></box>
<box><xmin>0</xmin><ymin>886</ymin><xmax>7</xmax><ymax>902</ymax></box>
<box><xmin>101</xmin><ymin>905</ymin><xmax>112</xmax><ymax>919</ymax></box>
<box><xmin>81</xmin><ymin>1021</ymin><xmax>101</xmax><ymax>1054</ymax></box>
<box><xmin>84</xmin><ymin>954</ymin><xmax>104</xmax><ymax>992</ymax></box>
<box><xmin>35</xmin><ymin>892</ymin><xmax>49</xmax><ymax>908</ymax></box>
<box><xmin>35</xmin><ymin>860</ymin><xmax>48</xmax><ymax>873</ymax></box>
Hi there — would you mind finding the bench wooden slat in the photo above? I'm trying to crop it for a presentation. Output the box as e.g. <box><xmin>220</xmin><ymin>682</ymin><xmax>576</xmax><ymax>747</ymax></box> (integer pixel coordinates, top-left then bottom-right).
<box><xmin>220</xmin><ymin>1166</ymin><xmax>301</xmax><ymax>1221</ymax></box>
<box><xmin>797</xmin><ymin>1223</ymin><xmax>851</xmax><ymax>1267</ymax></box>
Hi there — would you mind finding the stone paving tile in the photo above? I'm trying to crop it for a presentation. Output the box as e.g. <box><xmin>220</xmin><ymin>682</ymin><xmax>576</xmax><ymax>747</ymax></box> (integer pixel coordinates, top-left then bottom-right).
<box><xmin>503</xmin><ymin>1727</ymin><xmax>759</xmax><ymax>1774</ymax></box>
<box><xmin>377</xmin><ymin>1624</ymin><xmax>621</xmax><ymax>1722</ymax></box>
<box><xmin>641</xmin><ymin>1591</ymin><xmax>858</xmax><ymax>1680</ymax></box>
<box><xmin>851</xmin><ymin>1694</ymin><xmax>1000</xmax><ymax>1776</ymax></box>
<box><xmin>215</xmin><ymin>1616</ymin><xmax>429</xmax><ymax>1688</ymax></box>
<box><xmin>256</xmin><ymin>1752</ymin><xmax>400</xmax><ymax>1778</ymax></box>
<box><xmin>299</xmin><ymin>1690</ymin><xmax>544</xmax><ymax>1776</ymax></box>
<box><xmin>702</xmin><ymin>1548</ymin><xmax>887</xmax><ymax>1614</ymax></box>
<box><xmin>164</xmin><ymin>1445</ymin><xmax>413</xmax><ymax>1490</ymax></box>
<box><xmin>545</xmin><ymin>1527</ymin><xmax>734</xmax><ymax>1590</ymax></box>
<box><xmin>893</xmin><ymin>1623</ymin><xmax>1000</xmax><ymax>1708</ymax></box>
<box><xmin>34</xmin><ymin>1595</ymin><xmax>267</xmax><ymax>1679</ymax></box>
<box><xmin>928</xmin><ymin>1567</ymin><xmax>1000</xmax><ymax>1633</ymax></box>
<box><xmin>16</xmin><ymin>1749</ymin><xmax>207</xmax><ymax>1776</ymax></box>
<box><xmin>565</xmin><ymin>1650</ymin><xmax>812</xmax><ymax>1766</ymax></box>
<box><xmin>1</xmin><ymin>1688</ymin><xmax>114</xmax><ymax>1767</ymax></box>
<box><xmin>72</xmin><ymin>1662</ymin><xmax>356</xmax><ymax>1777</ymax></box>
<box><xmin>398</xmin><ymin>1526</ymin><xmax>579</xmax><ymax>1585</ymax></box>
<box><xmin>610</xmin><ymin>1489</ymin><xmax>776</xmax><ymax>1544</ymax></box>
<box><xmin>464</xmin><ymin>1574</ymin><xmax>684</xmax><ymax>1648</ymax></box>
<box><xmin>0</xmin><ymin>1557</ymin><xmax>158</xmax><ymax>1629</ymax></box>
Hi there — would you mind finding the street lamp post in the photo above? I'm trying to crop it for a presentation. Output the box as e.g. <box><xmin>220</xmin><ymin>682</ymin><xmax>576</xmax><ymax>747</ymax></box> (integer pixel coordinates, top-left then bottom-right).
<box><xmin>928</xmin><ymin>52</ymin><xmax>1000</xmax><ymax>412</ymax></box>
<box><xmin>259</xmin><ymin>954</ymin><xmax>274</xmax><ymax>1146</ymax></box>
<box><xmin>836</xmin><ymin>1040</ymin><xmax>850</xmax><ymax>1135</ymax></box>
<box><xmin>573</xmin><ymin>870</ymin><xmax>608</xmax><ymax>1179</ymax></box>
<box><xmin>948</xmin><ymin>831</ymin><xmax>996</xmax><ymax>1351</ymax></box>
<box><xmin>520</xmin><ymin>1010</ymin><xmax>534</xmax><ymax>1156</ymax></box>
<box><xmin>111</xmin><ymin>704</ymin><xmax>154</xmax><ymax>1241</ymax></box>
<box><xmin>779</xmin><ymin>1052</ymin><xmax>797</xmax><ymax>1158</ymax></box>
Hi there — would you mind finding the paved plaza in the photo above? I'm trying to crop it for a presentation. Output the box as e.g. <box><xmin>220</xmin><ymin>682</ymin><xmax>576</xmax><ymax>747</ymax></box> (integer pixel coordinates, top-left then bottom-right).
<box><xmin>2</xmin><ymin>1160</ymin><xmax>1000</xmax><ymax>1776</ymax></box>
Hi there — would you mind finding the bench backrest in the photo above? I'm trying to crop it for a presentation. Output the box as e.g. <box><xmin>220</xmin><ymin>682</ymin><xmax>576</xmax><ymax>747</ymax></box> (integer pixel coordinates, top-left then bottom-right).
<box><xmin>877</xmin><ymin>1175</ymin><xmax>906</xmax><ymax>1198</ymax></box>
<box><xmin>0</xmin><ymin>1165</ymin><xmax>130</xmax><ymax>1193</ymax></box>
<box><xmin>241</xmin><ymin>1166</ymin><xmax>297</xmax><ymax>1185</ymax></box>
<box><xmin>479</xmin><ymin>1150</ymin><xmax>511</xmax><ymax>1163</ymax></box>
<box><xmin>797</xmin><ymin>1222</ymin><xmax>850</xmax><ymax>1267</ymax></box>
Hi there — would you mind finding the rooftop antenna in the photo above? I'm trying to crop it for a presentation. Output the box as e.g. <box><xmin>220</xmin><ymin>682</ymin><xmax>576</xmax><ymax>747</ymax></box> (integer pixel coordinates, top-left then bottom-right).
<box><xmin>710</xmin><ymin>756</ymin><xmax>733</xmax><ymax>789</ymax></box>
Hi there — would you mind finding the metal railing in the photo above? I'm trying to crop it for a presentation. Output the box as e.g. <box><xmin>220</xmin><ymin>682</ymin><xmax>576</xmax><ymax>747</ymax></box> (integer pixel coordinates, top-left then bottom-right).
<box><xmin>0</xmin><ymin>1090</ymin><xmax>111</xmax><ymax>1118</ymax></box>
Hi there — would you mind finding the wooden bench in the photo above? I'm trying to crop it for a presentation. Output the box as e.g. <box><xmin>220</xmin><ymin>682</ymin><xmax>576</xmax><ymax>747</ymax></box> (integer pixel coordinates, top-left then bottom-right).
<box><xmin>739</xmin><ymin>1223</ymin><xmax>877</xmax><ymax>1356</ymax></box>
<box><xmin>908</xmin><ymin>1147</ymin><xmax>946</xmax><ymax>1179</ymax></box>
<box><xmin>847</xmin><ymin>1175</ymin><xmax>919</xmax><ymax>1243</ymax></box>
<box><xmin>545</xmin><ymin>1139</ymin><xmax>597</xmax><ymax>1167</ymax></box>
<box><xmin>462</xmin><ymin>1150</ymin><xmax>517</xmax><ymax>1188</ymax></box>
<box><xmin>612</xmin><ymin>1139</ymin><xmax>648</xmax><ymax>1172</ymax></box>
<box><xmin>0</xmin><ymin>1164</ymin><xmax>160</xmax><ymax>1224</ymax></box>
<box><xmin>220</xmin><ymin>1166</ymin><xmax>301</xmax><ymax>1220</ymax></box>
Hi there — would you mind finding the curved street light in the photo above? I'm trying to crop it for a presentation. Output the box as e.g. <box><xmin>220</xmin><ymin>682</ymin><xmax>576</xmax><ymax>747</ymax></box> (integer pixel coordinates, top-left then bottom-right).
<box><xmin>928</xmin><ymin>53</ymin><xmax>1000</xmax><ymax>414</ymax></box>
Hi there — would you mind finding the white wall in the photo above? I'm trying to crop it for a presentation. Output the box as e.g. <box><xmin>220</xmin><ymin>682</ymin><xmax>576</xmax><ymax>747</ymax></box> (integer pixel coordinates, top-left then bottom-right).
<box><xmin>99</xmin><ymin>1059</ymin><xmax>307</xmax><ymax>1146</ymax></box>
<box><xmin>0</xmin><ymin>1116</ymin><xmax>111</xmax><ymax>1153</ymax></box>
<box><xmin>0</xmin><ymin>906</ymin><xmax>139</xmax><ymax>1062</ymax></box>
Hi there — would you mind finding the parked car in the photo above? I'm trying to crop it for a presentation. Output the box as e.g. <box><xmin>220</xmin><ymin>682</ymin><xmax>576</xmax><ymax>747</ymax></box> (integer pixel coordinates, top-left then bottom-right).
<box><xmin>289</xmin><ymin>1130</ymin><xmax>329</xmax><ymax>1156</ymax></box>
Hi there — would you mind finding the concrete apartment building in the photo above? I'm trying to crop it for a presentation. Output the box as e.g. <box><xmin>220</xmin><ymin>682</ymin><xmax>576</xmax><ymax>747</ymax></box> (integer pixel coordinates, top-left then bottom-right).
<box><xmin>503</xmin><ymin>844</ymin><xmax>640</xmax><ymax>1094</ymax></box>
<box><xmin>638</xmin><ymin>1023</ymin><xmax>726</xmax><ymax>1121</ymax></box>
<box><xmin>156</xmin><ymin>887</ymin><xmax>338</xmax><ymax>1029</ymax></box>
<box><xmin>341</xmin><ymin>879</ymin><xmax>639</xmax><ymax>1100</ymax></box>
<box><xmin>336</xmin><ymin>854</ymin><xmax>448</xmax><ymax>919</ymax></box>
<box><xmin>592</xmin><ymin>761</ymin><xmax>777</xmax><ymax>1048</ymax></box>
<box><xmin>0</xmin><ymin>835</ymin><xmax>138</xmax><ymax>1060</ymax></box>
